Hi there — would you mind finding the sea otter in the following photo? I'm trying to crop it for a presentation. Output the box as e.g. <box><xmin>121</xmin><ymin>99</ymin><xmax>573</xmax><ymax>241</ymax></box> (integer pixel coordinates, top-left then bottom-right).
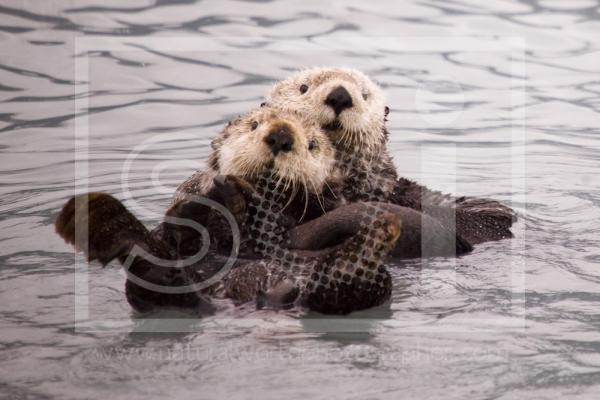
<box><xmin>265</xmin><ymin>67</ymin><xmax>516</xmax><ymax>245</ymax></box>
<box><xmin>162</xmin><ymin>105</ymin><xmax>346</xmax><ymax>260</ymax></box>
<box><xmin>54</xmin><ymin>107</ymin><xmax>404</xmax><ymax>314</ymax></box>
<box><xmin>54</xmin><ymin>102</ymin><xmax>474</xmax><ymax>314</ymax></box>
<box><xmin>266</xmin><ymin>67</ymin><xmax>397</xmax><ymax>202</ymax></box>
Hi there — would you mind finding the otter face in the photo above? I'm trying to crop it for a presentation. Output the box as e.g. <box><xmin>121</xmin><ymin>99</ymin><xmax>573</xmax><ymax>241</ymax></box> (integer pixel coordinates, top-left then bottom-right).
<box><xmin>212</xmin><ymin>107</ymin><xmax>336</xmax><ymax>194</ymax></box>
<box><xmin>266</xmin><ymin>67</ymin><xmax>387</xmax><ymax>155</ymax></box>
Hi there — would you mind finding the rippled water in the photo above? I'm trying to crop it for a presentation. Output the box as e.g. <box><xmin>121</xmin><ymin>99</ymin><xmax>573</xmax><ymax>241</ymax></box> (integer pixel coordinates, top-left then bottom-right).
<box><xmin>1</xmin><ymin>0</ymin><xmax>600</xmax><ymax>398</ymax></box>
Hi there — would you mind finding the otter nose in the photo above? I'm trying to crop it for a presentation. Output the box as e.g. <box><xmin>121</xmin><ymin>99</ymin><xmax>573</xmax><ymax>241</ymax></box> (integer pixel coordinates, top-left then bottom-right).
<box><xmin>265</xmin><ymin>125</ymin><xmax>294</xmax><ymax>156</ymax></box>
<box><xmin>324</xmin><ymin>86</ymin><xmax>353</xmax><ymax>115</ymax></box>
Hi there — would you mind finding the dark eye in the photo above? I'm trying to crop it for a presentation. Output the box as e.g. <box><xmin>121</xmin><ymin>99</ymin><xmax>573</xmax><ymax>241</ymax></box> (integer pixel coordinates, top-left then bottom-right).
<box><xmin>308</xmin><ymin>140</ymin><xmax>316</xmax><ymax>151</ymax></box>
<box><xmin>299</xmin><ymin>84</ymin><xmax>308</xmax><ymax>94</ymax></box>
<box><xmin>362</xmin><ymin>92</ymin><xmax>369</xmax><ymax>100</ymax></box>
<box><xmin>384</xmin><ymin>106</ymin><xmax>390</xmax><ymax>116</ymax></box>
<box><xmin>251</xmin><ymin>121</ymin><xmax>258</xmax><ymax>130</ymax></box>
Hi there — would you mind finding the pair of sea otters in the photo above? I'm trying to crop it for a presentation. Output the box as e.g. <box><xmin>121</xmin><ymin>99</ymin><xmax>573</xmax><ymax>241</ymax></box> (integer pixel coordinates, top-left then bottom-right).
<box><xmin>56</xmin><ymin>68</ymin><xmax>516</xmax><ymax>315</ymax></box>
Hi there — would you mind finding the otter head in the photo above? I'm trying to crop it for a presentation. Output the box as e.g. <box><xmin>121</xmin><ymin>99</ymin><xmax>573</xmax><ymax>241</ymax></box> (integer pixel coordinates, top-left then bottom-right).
<box><xmin>210</xmin><ymin>106</ymin><xmax>337</xmax><ymax>195</ymax></box>
<box><xmin>266</xmin><ymin>67</ymin><xmax>388</xmax><ymax>156</ymax></box>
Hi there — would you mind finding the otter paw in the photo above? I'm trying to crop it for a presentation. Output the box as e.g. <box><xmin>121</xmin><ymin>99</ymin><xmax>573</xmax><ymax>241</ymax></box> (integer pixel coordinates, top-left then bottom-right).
<box><xmin>378</xmin><ymin>212</ymin><xmax>402</xmax><ymax>244</ymax></box>
<box><xmin>213</xmin><ymin>175</ymin><xmax>256</xmax><ymax>223</ymax></box>
<box><xmin>256</xmin><ymin>279</ymin><xmax>300</xmax><ymax>310</ymax></box>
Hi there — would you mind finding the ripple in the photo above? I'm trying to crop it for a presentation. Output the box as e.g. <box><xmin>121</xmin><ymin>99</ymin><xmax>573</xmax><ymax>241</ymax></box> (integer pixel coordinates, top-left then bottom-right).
<box><xmin>1</xmin><ymin>0</ymin><xmax>600</xmax><ymax>398</ymax></box>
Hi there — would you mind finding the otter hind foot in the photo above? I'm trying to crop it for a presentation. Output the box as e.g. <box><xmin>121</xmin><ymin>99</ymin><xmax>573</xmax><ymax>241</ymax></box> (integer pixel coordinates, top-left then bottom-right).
<box><xmin>55</xmin><ymin>193</ymin><xmax>149</xmax><ymax>265</ymax></box>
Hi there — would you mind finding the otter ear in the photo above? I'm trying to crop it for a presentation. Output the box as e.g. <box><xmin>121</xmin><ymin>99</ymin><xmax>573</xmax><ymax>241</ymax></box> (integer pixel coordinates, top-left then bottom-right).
<box><xmin>210</xmin><ymin>135</ymin><xmax>223</xmax><ymax>150</ymax></box>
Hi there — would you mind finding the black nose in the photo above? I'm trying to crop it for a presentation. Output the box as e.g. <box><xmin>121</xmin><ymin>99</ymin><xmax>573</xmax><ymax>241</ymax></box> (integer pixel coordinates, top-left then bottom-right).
<box><xmin>324</xmin><ymin>86</ymin><xmax>353</xmax><ymax>115</ymax></box>
<box><xmin>264</xmin><ymin>125</ymin><xmax>294</xmax><ymax>155</ymax></box>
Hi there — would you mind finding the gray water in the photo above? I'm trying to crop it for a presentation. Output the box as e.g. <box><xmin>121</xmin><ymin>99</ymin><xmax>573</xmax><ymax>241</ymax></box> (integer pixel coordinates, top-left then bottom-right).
<box><xmin>1</xmin><ymin>0</ymin><xmax>600</xmax><ymax>399</ymax></box>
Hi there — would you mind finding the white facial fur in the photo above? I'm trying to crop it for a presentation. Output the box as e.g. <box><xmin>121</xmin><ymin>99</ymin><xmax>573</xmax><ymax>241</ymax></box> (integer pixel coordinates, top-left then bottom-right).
<box><xmin>212</xmin><ymin>107</ymin><xmax>336</xmax><ymax>194</ymax></box>
<box><xmin>266</xmin><ymin>67</ymin><xmax>387</xmax><ymax>156</ymax></box>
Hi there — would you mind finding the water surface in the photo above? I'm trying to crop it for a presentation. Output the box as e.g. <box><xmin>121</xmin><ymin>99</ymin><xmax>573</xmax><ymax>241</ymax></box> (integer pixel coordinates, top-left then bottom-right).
<box><xmin>1</xmin><ymin>1</ymin><xmax>600</xmax><ymax>399</ymax></box>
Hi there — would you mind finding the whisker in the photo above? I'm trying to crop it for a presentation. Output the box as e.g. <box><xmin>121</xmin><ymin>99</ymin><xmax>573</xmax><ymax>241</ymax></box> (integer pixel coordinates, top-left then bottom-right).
<box><xmin>323</xmin><ymin>179</ymin><xmax>337</xmax><ymax>200</ymax></box>
<box><xmin>299</xmin><ymin>176</ymin><xmax>309</xmax><ymax>222</ymax></box>
<box><xmin>311</xmin><ymin>179</ymin><xmax>326</xmax><ymax>215</ymax></box>
<box><xmin>282</xmin><ymin>184</ymin><xmax>297</xmax><ymax>212</ymax></box>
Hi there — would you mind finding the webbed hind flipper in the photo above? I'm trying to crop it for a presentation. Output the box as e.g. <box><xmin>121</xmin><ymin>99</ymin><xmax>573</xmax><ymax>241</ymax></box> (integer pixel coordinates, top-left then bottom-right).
<box><xmin>55</xmin><ymin>193</ymin><xmax>160</xmax><ymax>265</ymax></box>
<box><xmin>392</xmin><ymin>177</ymin><xmax>516</xmax><ymax>245</ymax></box>
<box><xmin>424</xmin><ymin>204</ymin><xmax>513</xmax><ymax>246</ymax></box>
<box><xmin>56</xmin><ymin>193</ymin><xmax>216</xmax><ymax>314</ymax></box>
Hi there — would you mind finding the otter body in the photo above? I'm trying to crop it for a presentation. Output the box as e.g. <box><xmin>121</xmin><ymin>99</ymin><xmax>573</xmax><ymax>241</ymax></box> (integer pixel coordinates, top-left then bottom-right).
<box><xmin>55</xmin><ymin>106</ymin><xmax>400</xmax><ymax>315</ymax></box>
<box><xmin>54</xmin><ymin>68</ymin><xmax>517</xmax><ymax>317</ymax></box>
<box><xmin>266</xmin><ymin>67</ymin><xmax>515</xmax><ymax>246</ymax></box>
